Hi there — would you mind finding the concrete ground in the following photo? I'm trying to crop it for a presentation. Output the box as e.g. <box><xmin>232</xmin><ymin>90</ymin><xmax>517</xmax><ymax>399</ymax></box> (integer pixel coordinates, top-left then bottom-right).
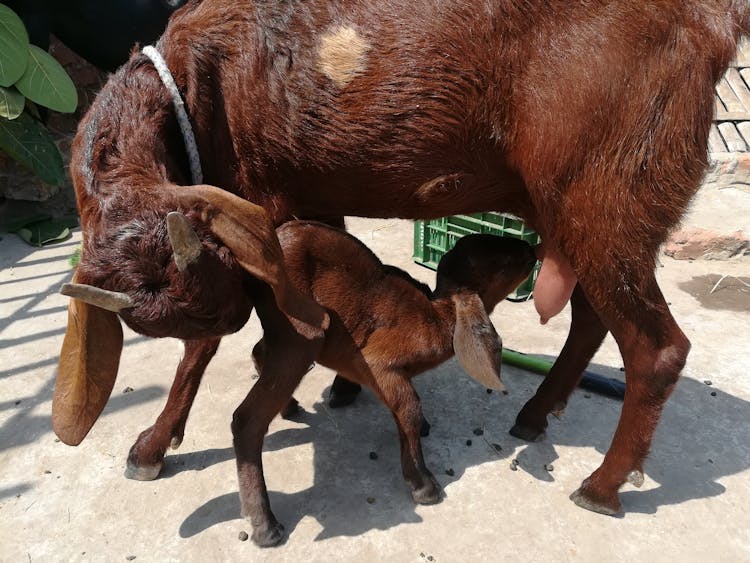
<box><xmin>1</xmin><ymin>182</ymin><xmax>749</xmax><ymax>562</ymax></box>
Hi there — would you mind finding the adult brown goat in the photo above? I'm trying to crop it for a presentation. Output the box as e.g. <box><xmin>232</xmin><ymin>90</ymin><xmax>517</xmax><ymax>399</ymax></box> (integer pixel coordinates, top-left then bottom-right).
<box><xmin>55</xmin><ymin>0</ymin><xmax>749</xmax><ymax>521</ymax></box>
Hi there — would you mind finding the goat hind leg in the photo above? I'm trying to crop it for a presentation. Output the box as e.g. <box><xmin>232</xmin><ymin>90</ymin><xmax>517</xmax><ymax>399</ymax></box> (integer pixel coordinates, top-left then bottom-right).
<box><xmin>511</xmin><ymin>285</ymin><xmax>608</xmax><ymax>441</ymax></box>
<box><xmin>375</xmin><ymin>375</ymin><xmax>441</xmax><ymax>504</ymax></box>
<box><xmin>125</xmin><ymin>337</ymin><xmax>220</xmax><ymax>480</ymax></box>
<box><xmin>572</xmin><ymin>270</ymin><xmax>689</xmax><ymax>515</ymax></box>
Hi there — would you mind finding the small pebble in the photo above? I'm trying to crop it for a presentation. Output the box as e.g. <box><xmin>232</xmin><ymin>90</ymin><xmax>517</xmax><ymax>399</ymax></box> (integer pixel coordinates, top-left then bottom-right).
<box><xmin>472</xmin><ymin>428</ymin><xmax>484</xmax><ymax>436</ymax></box>
<box><xmin>710</xmin><ymin>391</ymin><xmax>717</xmax><ymax>397</ymax></box>
<box><xmin>704</xmin><ymin>380</ymin><xmax>713</xmax><ymax>386</ymax></box>
<box><xmin>14</xmin><ymin>400</ymin><xmax>21</xmax><ymax>405</ymax></box>
<box><xmin>125</xmin><ymin>556</ymin><xmax>136</xmax><ymax>561</ymax></box>
<box><xmin>544</xmin><ymin>464</ymin><xmax>554</xmax><ymax>472</ymax></box>
<box><xmin>238</xmin><ymin>531</ymin><xmax>249</xmax><ymax>542</ymax></box>
<box><xmin>54</xmin><ymin>438</ymin><xmax>60</xmax><ymax>443</ymax></box>
<box><xmin>420</xmin><ymin>553</ymin><xmax>425</xmax><ymax>559</ymax></box>
<box><xmin>492</xmin><ymin>443</ymin><xmax>502</xmax><ymax>452</ymax></box>
<box><xmin>44</xmin><ymin>470</ymin><xmax>51</xmax><ymax>474</ymax></box>
<box><xmin>369</xmin><ymin>451</ymin><xmax>378</xmax><ymax>460</ymax></box>
<box><xmin>510</xmin><ymin>459</ymin><xmax>519</xmax><ymax>471</ymax></box>
<box><xmin>583</xmin><ymin>393</ymin><xmax>592</xmax><ymax>399</ymax></box>
<box><xmin>486</xmin><ymin>388</ymin><xmax>493</xmax><ymax>394</ymax></box>
<box><xmin>445</xmin><ymin>468</ymin><xmax>455</xmax><ymax>476</ymax></box>
<box><xmin>366</xmin><ymin>497</ymin><xmax>376</xmax><ymax>504</ymax></box>
<box><xmin>427</xmin><ymin>557</ymin><xmax>434</xmax><ymax>562</ymax></box>
<box><xmin>619</xmin><ymin>367</ymin><xmax>625</xmax><ymax>372</ymax></box>
<box><xmin>465</xmin><ymin>439</ymin><xmax>472</xmax><ymax>446</ymax></box>
<box><xmin>123</xmin><ymin>387</ymin><xmax>134</xmax><ymax>394</ymax></box>
<box><xmin>708</xmin><ymin>459</ymin><xmax>714</xmax><ymax>464</ymax></box>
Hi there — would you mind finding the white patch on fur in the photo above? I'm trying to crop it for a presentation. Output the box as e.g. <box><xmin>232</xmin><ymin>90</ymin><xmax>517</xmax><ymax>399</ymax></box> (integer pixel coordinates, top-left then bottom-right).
<box><xmin>317</xmin><ymin>26</ymin><xmax>370</xmax><ymax>88</ymax></box>
<box><xmin>115</xmin><ymin>220</ymin><xmax>147</xmax><ymax>241</ymax></box>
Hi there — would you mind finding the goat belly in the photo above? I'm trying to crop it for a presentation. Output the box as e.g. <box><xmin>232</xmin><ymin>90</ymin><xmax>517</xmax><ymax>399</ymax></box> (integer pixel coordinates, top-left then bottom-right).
<box><xmin>533</xmin><ymin>248</ymin><xmax>577</xmax><ymax>325</ymax></box>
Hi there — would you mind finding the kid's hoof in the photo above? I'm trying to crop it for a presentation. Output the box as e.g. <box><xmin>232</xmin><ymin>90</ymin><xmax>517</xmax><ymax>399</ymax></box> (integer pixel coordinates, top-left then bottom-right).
<box><xmin>281</xmin><ymin>397</ymin><xmax>300</xmax><ymax>419</ymax></box>
<box><xmin>420</xmin><ymin>417</ymin><xmax>431</xmax><ymax>437</ymax></box>
<box><xmin>411</xmin><ymin>481</ymin><xmax>442</xmax><ymax>505</ymax></box>
<box><xmin>328</xmin><ymin>377</ymin><xmax>362</xmax><ymax>408</ymax></box>
<box><xmin>328</xmin><ymin>390</ymin><xmax>359</xmax><ymax>409</ymax></box>
<box><xmin>509</xmin><ymin>424</ymin><xmax>545</xmax><ymax>442</ymax></box>
<box><xmin>124</xmin><ymin>461</ymin><xmax>162</xmax><ymax>481</ymax></box>
<box><xmin>252</xmin><ymin>522</ymin><xmax>285</xmax><ymax>547</ymax></box>
<box><xmin>170</xmin><ymin>436</ymin><xmax>182</xmax><ymax>450</ymax></box>
<box><xmin>569</xmin><ymin>487</ymin><xmax>621</xmax><ymax>516</ymax></box>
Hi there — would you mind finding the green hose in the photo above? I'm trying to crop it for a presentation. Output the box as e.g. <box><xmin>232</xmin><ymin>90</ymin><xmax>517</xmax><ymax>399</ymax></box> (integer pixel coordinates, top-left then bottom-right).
<box><xmin>501</xmin><ymin>349</ymin><xmax>626</xmax><ymax>400</ymax></box>
<box><xmin>501</xmin><ymin>349</ymin><xmax>552</xmax><ymax>375</ymax></box>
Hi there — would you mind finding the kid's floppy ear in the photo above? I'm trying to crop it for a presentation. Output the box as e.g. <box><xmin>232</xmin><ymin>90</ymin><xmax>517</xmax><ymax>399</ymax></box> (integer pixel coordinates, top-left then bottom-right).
<box><xmin>168</xmin><ymin>184</ymin><xmax>329</xmax><ymax>339</ymax></box>
<box><xmin>53</xmin><ymin>276</ymin><xmax>125</xmax><ymax>445</ymax></box>
<box><xmin>452</xmin><ymin>293</ymin><xmax>505</xmax><ymax>391</ymax></box>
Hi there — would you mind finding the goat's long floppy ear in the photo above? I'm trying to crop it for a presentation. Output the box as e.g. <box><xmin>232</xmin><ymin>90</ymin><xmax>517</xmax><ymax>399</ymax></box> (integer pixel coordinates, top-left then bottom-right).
<box><xmin>53</xmin><ymin>272</ymin><xmax>124</xmax><ymax>445</ymax></box>
<box><xmin>452</xmin><ymin>293</ymin><xmax>505</xmax><ymax>391</ymax></box>
<box><xmin>168</xmin><ymin>185</ymin><xmax>329</xmax><ymax>339</ymax></box>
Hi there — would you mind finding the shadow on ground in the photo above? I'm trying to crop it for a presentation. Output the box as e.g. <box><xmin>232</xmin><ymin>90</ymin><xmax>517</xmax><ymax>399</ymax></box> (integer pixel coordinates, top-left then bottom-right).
<box><xmin>173</xmin><ymin>357</ymin><xmax>750</xmax><ymax>542</ymax></box>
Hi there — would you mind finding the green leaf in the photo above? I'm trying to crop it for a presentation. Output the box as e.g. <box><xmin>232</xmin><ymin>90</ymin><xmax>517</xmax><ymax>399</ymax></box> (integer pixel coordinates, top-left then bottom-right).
<box><xmin>13</xmin><ymin>217</ymin><xmax>78</xmax><ymax>247</ymax></box>
<box><xmin>0</xmin><ymin>111</ymin><xmax>66</xmax><ymax>185</ymax></box>
<box><xmin>0</xmin><ymin>4</ymin><xmax>29</xmax><ymax>87</ymax></box>
<box><xmin>15</xmin><ymin>45</ymin><xmax>78</xmax><ymax>113</ymax></box>
<box><xmin>0</xmin><ymin>211</ymin><xmax>50</xmax><ymax>233</ymax></box>
<box><xmin>0</xmin><ymin>84</ymin><xmax>24</xmax><ymax>119</ymax></box>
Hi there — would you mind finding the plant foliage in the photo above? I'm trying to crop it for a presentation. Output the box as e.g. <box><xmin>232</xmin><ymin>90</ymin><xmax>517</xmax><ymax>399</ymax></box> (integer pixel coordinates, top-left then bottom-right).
<box><xmin>0</xmin><ymin>3</ymin><xmax>78</xmax><ymax>185</ymax></box>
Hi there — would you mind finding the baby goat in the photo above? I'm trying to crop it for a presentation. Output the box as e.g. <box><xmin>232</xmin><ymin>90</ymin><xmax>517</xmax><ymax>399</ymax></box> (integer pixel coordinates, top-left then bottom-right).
<box><xmin>237</xmin><ymin>222</ymin><xmax>536</xmax><ymax>546</ymax></box>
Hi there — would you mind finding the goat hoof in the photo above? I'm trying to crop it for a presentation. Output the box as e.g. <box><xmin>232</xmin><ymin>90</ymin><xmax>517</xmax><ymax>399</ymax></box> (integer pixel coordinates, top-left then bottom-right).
<box><xmin>252</xmin><ymin>521</ymin><xmax>285</xmax><ymax>547</ymax></box>
<box><xmin>328</xmin><ymin>377</ymin><xmax>362</xmax><ymax>408</ymax></box>
<box><xmin>509</xmin><ymin>424</ymin><xmax>545</xmax><ymax>442</ymax></box>
<box><xmin>569</xmin><ymin>487</ymin><xmax>621</xmax><ymax>516</ymax></box>
<box><xmin>627</xmin><ymin>469</ymin><xmax>645</xmax><ymax>488</ymax></box>
<box><xmin>411</xmin><ymin>480</ymin><xmax>442</xmax><ymax>505</ymax></box>
<box><xmin>328</xmin><ymin>391</ymin><xmax>359</xmax><ymax>409</ymax></box>
<box><xmin>170</xmin><ymin>436</ymin><xmax>182</xmax><ymax>450</ymax></box>
<box><xmin>281</xmin><ymin>397</ymin><xmax>300</xmax><ymax>420</ymax></box>
<box><xmin>124</xmin><ymin>461</ymin><xmax>163</xmax><ymax>481</ymax></box>
<box><xmin>420</xmin><ymin>417</ymin><xmax>431</xmax><ymax>437</ymax></box>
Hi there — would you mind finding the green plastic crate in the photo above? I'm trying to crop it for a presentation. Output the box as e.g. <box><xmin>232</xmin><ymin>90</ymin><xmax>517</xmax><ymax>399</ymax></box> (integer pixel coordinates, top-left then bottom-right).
<box><xmin>413</xmin><ymin>213</ymin><xmax>541</xmax><ymax>301</ymax></box>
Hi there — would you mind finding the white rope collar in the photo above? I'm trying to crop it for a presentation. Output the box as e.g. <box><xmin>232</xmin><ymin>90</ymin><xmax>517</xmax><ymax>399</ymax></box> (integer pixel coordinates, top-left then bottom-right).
<box><xmin>142</xmin><ymin>45</ymin><xmax>203</xmax><ymax>185</ymax></box>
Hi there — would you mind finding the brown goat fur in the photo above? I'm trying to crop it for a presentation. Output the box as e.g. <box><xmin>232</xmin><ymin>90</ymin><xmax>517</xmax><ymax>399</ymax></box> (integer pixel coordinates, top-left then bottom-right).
<box><xmin>238</xmin><ymin>223</ymin><xmax>536</xmax><ymax>545</ymax></box>
<box><xmin>56</xmin><ymin>0</ymin><xmax>750</xmax><ymax>524</ymax></box>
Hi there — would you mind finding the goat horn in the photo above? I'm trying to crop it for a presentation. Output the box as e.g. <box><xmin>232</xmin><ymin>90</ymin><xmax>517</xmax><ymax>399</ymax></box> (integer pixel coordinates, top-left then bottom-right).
<box><xmin>60</xmin><ymin>283</ymin><xmax>134</xmax><ymax>312</ymax></box>
<box><xmin>166</xmin><ymin>211</ymin><xmax>202</xmax><ymax>272</ymax></box>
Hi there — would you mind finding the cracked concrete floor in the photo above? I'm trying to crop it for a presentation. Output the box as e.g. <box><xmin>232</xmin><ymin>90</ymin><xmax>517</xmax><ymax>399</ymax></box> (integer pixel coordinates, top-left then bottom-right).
<box><xmin>0</xmin><ymin>216</ymin><xmax>748</xmax><ymax>562</ymax></box>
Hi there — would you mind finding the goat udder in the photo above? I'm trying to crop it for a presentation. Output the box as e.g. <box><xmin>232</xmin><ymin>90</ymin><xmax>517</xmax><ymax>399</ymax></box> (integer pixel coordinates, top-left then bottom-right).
<box><xmin>533</xmin><ymin>246</ymin><xmax>577</xmax><ymax>325</ymax></box>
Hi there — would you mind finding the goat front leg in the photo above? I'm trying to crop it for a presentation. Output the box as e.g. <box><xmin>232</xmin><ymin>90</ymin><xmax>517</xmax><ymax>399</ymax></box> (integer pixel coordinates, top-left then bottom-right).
<box><xmin>125</xmin><ymin>337</ymin><xmax>220</xmax><ymax>480</ymax></box>
<box><xmin>511</xmin><ymin>285</ymin><xmax>608</xmax><ymax>441</ymax></box>
<box><xmin>236</xmin><ymin>324</ymin><xmax>321</xmax><ymax>546</ymax></box>
<box><xmin>374</xmin><ymin>373</ymin><xmax>441</xmax><ymax>504</ymax></box>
